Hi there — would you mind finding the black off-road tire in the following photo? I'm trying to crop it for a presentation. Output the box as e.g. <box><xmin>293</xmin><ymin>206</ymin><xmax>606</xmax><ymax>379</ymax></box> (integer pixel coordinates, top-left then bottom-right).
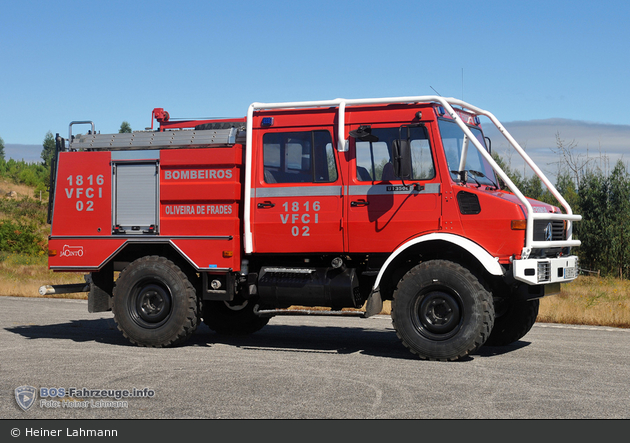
<box><xmin>391</xmin><ymin>260</ymin><xmax>494</xmax><ymax>361</ymax></box>
<box><xmin>484</xmin><ymin>298</ymin><xmax>539</xmax><ymax>346</ymax></box>
<box><xmin>202</xmin><ymin>299</ymin><xmax>269</xmax><ymax>335</ymax></box>
<box><xmin>112</xmin><ymin>256</ymin><xmax>199</xmax><ymax>347</ymax></box>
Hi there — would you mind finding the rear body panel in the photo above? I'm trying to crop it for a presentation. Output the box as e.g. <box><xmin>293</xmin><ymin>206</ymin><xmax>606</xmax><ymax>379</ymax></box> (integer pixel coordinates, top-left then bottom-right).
<box><xmin>49</xmin><ymin>146</ymin><xmax>242</xmax><ymax>271</ymax></box>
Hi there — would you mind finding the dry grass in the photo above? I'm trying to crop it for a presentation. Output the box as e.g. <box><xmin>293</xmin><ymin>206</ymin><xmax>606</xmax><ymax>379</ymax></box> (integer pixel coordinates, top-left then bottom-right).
<box><xmin>0</xmin><ymin>179</ymin><xmax>37</xmax><ymax>199</ymax></box>
<box><xmin>0</xmin><ymin>254</ymin><xmax>86</xmax><ymax>299</ymax></box>
<box><xmin>0</xmin><ymin>179</ymin><xmax>43</xmax><ymax>223</ymax></box>
<box><xmin>538</xmin><ymin>275</ymin><xmax>630</xmax><ymax>328</ymax></box>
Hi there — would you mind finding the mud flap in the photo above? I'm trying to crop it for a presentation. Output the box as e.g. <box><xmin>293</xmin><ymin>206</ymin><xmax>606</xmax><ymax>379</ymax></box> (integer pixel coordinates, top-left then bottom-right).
<box><xmin>363</xmin><ymin>289</ymin><xmax>383</xmax><ymax>318</ymax></box>
<box><xmin>88</xmin><ymin>283</ymin><xmax>113</xmax><ymax>313</ymax></box>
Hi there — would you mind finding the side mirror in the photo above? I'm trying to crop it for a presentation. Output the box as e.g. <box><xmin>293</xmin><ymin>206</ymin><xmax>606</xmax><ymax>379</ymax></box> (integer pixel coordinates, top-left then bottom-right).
<box><xmin>392</xmin><ymin>139</ymin><xmax>412</xmax><ymax>179</ymax></box>
<box><xmin>349</xmin><ymin>125</ymin><xmax>379</xmax><ymax>142</ymax></box>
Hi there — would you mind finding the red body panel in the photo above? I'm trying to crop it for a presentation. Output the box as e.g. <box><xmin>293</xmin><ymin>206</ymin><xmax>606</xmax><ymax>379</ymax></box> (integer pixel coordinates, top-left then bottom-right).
<box><xmin>252</xmin><ymin>190</ymin><xmax>344</xmax><ymax>253</ymax></box>
<box><xmin>49</xmin><ymin>147</ymin><xmax>243</xmax><ymax>271</ymax></box>
<box><xmin>449</xmin><ymin>186</ymin><xmax>527</xmax><ymax>263</ymax></box>
<box><xmin>49</xmin><ymin>238</ymin><xmax>126</xmax><ymax>270</ymax></box>
<box><xmin>51</xmin><ymin>151</ymin><xmax>112</xmax><ymax>237</ymax></box>
<box><xmin>250</xmin><ymin>113</ymin><xmax>345</xmax><ymax>253</ymax></box>
<box><xmin>159</xmin><ymin>148</ymin><xmax>242</xmax><ymax>269</ymax></box>
<box><xmin>344</xmin><ymin>113</ymin><xmax>443</xmax><ymax>253</ymax></box>
<box><xmin>160</xmin><ymin>148</ymin><xmax>242</xmax><ymax>236</ymax></box>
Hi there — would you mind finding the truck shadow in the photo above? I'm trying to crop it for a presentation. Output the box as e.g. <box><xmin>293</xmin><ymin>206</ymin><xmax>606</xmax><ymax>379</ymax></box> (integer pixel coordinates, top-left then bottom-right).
<box><xmin>5</xmin><ymin>318</ymin><xmax>531</xmax><ymax>361</ymax></box>
<box><xmin>5</xmin><ymin>318</ymin><xmax>129</xmax><ymax>346</ymax></box>
<box><xmin>190</xmin><ymin>322</ymin><xmax>419</xmax><ymax>360</ymax></box>
<box><xmin>193</xmin><ymin>325</ymin><xmax>531</xmax><ymax>360</ymax></box>
<box><xmin>4</xmin><ymin>318</ymin><xmax>415</xmax><ymax>359</ymax></box>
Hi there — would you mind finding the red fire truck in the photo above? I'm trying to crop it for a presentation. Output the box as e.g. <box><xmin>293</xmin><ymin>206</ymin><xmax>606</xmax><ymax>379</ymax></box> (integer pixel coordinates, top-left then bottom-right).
<box><xmin>41</xmin><ymin>95</ymin><xmax>581</xmax><ymax>361</ymax></box>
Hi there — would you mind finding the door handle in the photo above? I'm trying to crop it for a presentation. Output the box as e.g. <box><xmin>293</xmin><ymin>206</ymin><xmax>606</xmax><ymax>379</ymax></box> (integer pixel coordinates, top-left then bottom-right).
<box><xmin>257</xmin><ymin>201</ymin><xmax>275</xmax><ymax>209</ymax></box>
<box><xmin>351</xmin><ymin>200</ymin><xmax>369</xmax><ymax>207</ymax></box>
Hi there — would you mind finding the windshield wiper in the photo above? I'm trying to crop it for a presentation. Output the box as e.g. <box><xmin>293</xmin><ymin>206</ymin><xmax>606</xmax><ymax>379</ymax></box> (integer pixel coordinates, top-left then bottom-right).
<box><xmin>468</xmin><ymin>169</ymin><xmax>500</xmax><ymax>191</ymax></box>
<box><xmin>451</xmin><ymin>169</ymin><xmax>500</xmax><ymax>190</ymax></box>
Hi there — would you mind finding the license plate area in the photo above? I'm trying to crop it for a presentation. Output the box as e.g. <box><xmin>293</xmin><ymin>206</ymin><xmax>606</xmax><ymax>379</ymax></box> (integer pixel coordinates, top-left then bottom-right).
<box><xmin>563</xmin><ymin>266</ymin><xmax>577</xmax><ymax>279</ymax></box>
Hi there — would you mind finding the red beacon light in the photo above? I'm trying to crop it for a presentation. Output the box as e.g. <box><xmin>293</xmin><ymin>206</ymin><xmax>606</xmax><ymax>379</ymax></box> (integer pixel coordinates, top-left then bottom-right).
<box><xmin>150</xmin><ymin>108</ymin><xmax>170</xmax><ymax>130</ymax></box>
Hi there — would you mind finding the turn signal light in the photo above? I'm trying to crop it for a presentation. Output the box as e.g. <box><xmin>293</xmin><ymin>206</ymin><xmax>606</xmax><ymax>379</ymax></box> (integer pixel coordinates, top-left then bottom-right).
<box><xmin>48</xmin><ymin>249</ymin><xmax>57</xmax><ymax>256</ymax></box>
<box><xmin>222</xmin><ymin>251</ymin><xmax>233</xmax><ymax>258</ymax></box>
<box><xmin>511</xmin><ymin>220</ymin><xmax>527</xmax><ymax>230</ymax></box>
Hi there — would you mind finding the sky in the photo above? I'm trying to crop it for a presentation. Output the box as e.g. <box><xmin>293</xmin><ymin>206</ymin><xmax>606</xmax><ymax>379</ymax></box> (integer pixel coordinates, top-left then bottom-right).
<box><xmin>2</xmin><ymin>0</ymin><xmax>630</xmax><ymax>177</ymax></box>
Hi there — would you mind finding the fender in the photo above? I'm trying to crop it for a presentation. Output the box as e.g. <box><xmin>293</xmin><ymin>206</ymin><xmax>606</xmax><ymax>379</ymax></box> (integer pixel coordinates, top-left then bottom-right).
<box><xmin>373</xmin><ymin>233</ymin><xmax>504</xmax><ymax>291</ymax></box>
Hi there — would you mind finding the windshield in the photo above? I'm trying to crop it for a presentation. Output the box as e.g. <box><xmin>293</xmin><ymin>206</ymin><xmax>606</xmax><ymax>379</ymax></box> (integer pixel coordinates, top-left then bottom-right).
<box><xmin>438</xmin><ymin>119</ymin><xmax>497</xmax><ymax>187</ymax></box>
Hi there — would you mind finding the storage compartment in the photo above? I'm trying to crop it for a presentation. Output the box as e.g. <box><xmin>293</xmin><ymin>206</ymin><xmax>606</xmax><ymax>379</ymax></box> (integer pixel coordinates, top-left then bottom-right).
<box><xmin>113</xmin><ymin>162</ymin><xmax>158</xmax><ymax>234</ymax></box>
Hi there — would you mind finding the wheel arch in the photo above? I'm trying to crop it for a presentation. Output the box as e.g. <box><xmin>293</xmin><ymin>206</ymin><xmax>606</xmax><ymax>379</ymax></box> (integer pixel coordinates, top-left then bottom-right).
<box><xmin>373</xmin><ymin>233</ymin><xmax>505</xmax><ymax>300</ymax></box>
<box><xmin>91</xmin><ymin>241</ymin><xmax>206</xmax><ymax>284</ymax></box>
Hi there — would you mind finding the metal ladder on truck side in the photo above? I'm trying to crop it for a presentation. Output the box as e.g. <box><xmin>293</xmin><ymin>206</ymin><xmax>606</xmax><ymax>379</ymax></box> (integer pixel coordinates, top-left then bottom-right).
<box><xmin>67</xmin><ymin>126</ymin><xmax>246</xmax><ymax>151</ymax></box>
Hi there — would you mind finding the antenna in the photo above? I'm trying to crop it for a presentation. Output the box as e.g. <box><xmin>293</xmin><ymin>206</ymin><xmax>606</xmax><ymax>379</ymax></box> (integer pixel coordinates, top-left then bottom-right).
<box><xmin>461</xmin><ymin>68</ymin><xmax>464</xmax><ymax>101</ymax></box>
<box><xmin>430</xmin><ymin>86</ymin><xmax>442</xmax><ymax>96</ymax></box>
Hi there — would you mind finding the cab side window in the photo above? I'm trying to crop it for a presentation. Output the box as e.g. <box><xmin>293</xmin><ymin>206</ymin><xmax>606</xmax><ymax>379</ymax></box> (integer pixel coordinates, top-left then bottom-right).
<box><xmin>355</xmin><ymin>126</ymin><xmax>435</xmax><ymax>182</ymax></box>
<box><xmin>263</xmin><ymin>131</ymin><xmax>337</xmax><ymax>184</ymax></box>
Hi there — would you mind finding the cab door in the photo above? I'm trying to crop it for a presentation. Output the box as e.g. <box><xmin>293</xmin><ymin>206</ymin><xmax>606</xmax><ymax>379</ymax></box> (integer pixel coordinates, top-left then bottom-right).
<box><xmin>346</xmin><ymin>124</ymin><xmax>442</xmax><ymax>252</ymax></box>
<box><xmin>251</xmin><ymin>128</ymin><xmax>344</xmax><ymax>253</ymax></box>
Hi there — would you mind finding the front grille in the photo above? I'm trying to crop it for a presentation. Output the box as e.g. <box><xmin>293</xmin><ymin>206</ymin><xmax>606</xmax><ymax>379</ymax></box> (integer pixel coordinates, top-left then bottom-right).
<box><xmin>537</xmin><ymin>261</ymin><xmax>551</xmax><ymax>283</ymax></box>
<box><xmin>533</xmin><ymin>220</ymin><xmax>566</xmax><ymax>242</ymax></box>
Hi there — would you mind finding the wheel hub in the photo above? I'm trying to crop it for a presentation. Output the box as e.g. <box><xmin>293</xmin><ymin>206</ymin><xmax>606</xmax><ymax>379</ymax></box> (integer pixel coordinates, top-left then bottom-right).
<box><xmin>134</xmin><ymin>283</ymin><xmax>172</xmax><ymax>327</ymax></box>
<box><xmin>415</xmin><ymin>290</ymin><xmax>462</xmax><ymax>339</ymax></box>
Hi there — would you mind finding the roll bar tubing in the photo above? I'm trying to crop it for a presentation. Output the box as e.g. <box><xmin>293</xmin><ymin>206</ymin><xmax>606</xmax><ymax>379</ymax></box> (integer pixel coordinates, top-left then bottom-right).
<box><xmin>244</xmin><ymin>96</ymin><xmax>581</xmax><ymax>257</ymax></box>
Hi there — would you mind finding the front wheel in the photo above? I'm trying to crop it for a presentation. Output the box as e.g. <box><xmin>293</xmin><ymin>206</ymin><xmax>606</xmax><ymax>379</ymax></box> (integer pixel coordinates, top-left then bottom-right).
<box><xmin>391</xmin><ymin>260</ymin><xmax>494</xmax><ymax>361</ymax></box>
<box><xmin>484</xmin><ymin>298</ymin><xmax>539</xmax><ymax>346</ymax></box>
<box><xmin>112</xmin><ymin>256</ymin><xmax>199</xmax><ymax>347</ymax></box>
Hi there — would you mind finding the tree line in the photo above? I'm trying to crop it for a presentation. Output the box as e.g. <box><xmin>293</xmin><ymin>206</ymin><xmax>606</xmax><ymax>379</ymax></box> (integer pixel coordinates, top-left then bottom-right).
<box><xmin>493</xmin><ymin>133</ymin><xmax>630</xmax><ymax>279</ymax></box>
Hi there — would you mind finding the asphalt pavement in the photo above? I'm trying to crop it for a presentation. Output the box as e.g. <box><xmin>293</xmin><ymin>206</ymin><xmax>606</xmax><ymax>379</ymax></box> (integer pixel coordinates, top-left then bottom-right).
<box><xmin>1</xmin><ymin>296</ymin><xmax>629</xmax><ymax>420</ymax></box>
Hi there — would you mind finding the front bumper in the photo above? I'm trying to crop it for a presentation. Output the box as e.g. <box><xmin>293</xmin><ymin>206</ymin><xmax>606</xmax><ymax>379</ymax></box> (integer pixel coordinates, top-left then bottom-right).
<box><xmin>512</xmin><ymin>255</ymin><xmax>579</xmax><ymax>285</ymax></box>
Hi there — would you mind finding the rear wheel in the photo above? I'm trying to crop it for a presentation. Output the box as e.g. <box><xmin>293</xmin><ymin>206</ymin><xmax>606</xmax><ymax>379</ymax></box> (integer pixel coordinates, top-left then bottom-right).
<box><xmin>112</xmin><ymin>256</ymin><xmax>199</xmax><ymax>347</ymax></box>
<box><xmin>484</xmin><ymin>298</ymin><xmax>539</xmax><ymax>346</ymax></box>
<box><xmin>202</xmin><ymin>299</ymin><xmax>269</xmax><ymax>335</ymax></box>
<box><xmin>392</xmin><ymin>260</ymin><xmax>494</xmax><ymax>361</ymax></box>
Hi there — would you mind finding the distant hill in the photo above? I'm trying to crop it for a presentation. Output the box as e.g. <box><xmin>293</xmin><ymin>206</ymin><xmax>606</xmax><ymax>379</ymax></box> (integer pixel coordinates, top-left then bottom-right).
<box><xmin>478</xmin><ymin>118</ymin><xmax>630</xmax><ymax>182</ymax></box>
<box><xmin>5</xmin><ymin>144</ymin><xmax>42</xmax><ymax>163</ymax></box>
<box><xmin>484</xmin><ymin>118</ymin><xmax>630</xmax><ymax>152</ymax></box>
